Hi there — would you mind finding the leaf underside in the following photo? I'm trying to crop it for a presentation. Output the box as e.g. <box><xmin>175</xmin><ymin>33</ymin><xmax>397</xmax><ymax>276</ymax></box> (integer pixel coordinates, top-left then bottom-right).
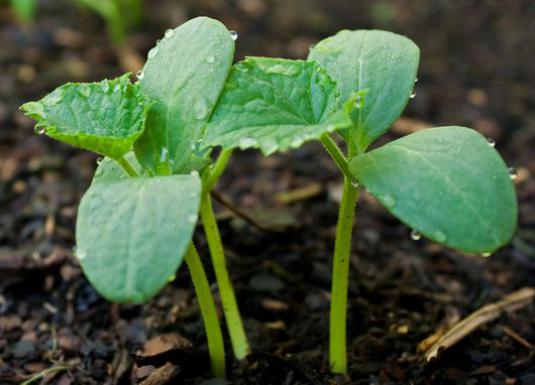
<box><xmin>309</xmin><ymin>29</ymin><xmax>420</xmax><ymax>150</ymax></box>
<box><xmin>76</xmin><ymin>172</ymin><xmax>201</xmax><ymax>303</ymax></box>
<box><xmin>134</xmin><ymin>16</ymin><xmax>235</xmax><ymax>175</ymax></box>
<box><xmin>203</xmin><ymin>57</ymin><xmax>352</xmax><ymax>155</ymax></box>
<box><xmin>21</xmin><ymin>74</ymin><xmax>148</xmax><ymax>159</ymax></box>
<box><xmin>350</xmin><ymin>126</ymin><xmax>517</xmax><ymax>253</ymax></box>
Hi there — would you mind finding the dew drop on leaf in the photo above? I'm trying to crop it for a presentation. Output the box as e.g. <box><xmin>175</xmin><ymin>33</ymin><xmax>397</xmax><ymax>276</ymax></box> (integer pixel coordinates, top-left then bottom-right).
<box><xmin>160</xmin><ymin>147</ymin><xmax>168</xmax><ymax>162</ymax></box>
<box><xmin>229</xmin><ymin>30</ymin><xmax>238</xmax><ymax>41</ymax></box>
<box><xmin>415</xmin><ymin>77</ymin><xmax>419</xmax><ymax>83</ymax></box>
<box><xmin>164</xmin><ymin>28</ymin><xmax>174</xmax><ymax>38</ymax></box>
<box><xmin>193</xmin><ymin>98</ymin><xmax>210</xmax><ymax>120</ymax></box>
<box><xmin>96</xmin><ymin>157</ymin><xmax>103</xmax><ymax>165</ymax></box>
<box><xmin>350</xmin><ymin>180</ymin><xmax>360</xmax><ymax>188</ymax></box>
<box><xmin>433</xmin><ymin>230</ymin><xmax>447</xmax><ymax>243</ymax></box>
<box><xmin>410</xmin><ymin>229</ymin><xmax>422</xmax><ymax>241</ymax></box>
<box><xmin>36</xmin><ymin>126</ymin><xmax>46</xmax><ymax>135</ymax></box>
<box><xmin>508</xmin><ymin>167</ymin><xmax>517</xmax><ymax>180</ymax></box>
<box><xmin>382</xmin><ymin>194</ymin><xmax>396</xmax><ymax>208</ymax></box>
<box><xmin>486</xmin><ymin>138</ymin><xmax>496</xmax><ymax>147</ymax></box>
<box><xmin>409</xmin><ymin>90</ymin><xmax>416</xmax><ymax>99</ymax></box>
<box><xmin>136</xmin><ymin>70</ymin><xmax>144</xmax><ymax>80</ymax></box>
<box><xmin>354</xmin><ymin>95</ymin><xmax>363</xmax><ymax>109</ymax></box>
<box><xmin>148</xmin><ymin>47</ymin><xmax>159</xmax><ymax>59</ymax></box>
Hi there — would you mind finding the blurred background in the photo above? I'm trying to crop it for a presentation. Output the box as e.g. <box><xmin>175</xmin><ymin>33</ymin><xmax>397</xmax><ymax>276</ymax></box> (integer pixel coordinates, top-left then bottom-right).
<box><xmin>1</xmin><ymin>1</ymin><xmax>534</xmax><ymax>384</ymax></box>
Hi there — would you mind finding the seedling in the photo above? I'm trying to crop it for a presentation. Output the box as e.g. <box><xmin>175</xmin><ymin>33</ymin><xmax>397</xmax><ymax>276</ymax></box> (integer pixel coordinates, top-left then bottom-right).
<box><xmin>203</xmin><ymin>30</ymin><xmax>517</xmax><ymax>373</ymax></box>
<box><xmin>4</xmin><ymin>0</ymin><xmax>37</xmax><ymax>23</ymax></box>
<box><xmin>75</xmin><ymin>0</ymin><xmax>143</xmax><ymax>43</ymax></box>
<box><xmin>21</xmin><ymin>17</ymin><xmax>254</xmax><ymax>377</ymax></box>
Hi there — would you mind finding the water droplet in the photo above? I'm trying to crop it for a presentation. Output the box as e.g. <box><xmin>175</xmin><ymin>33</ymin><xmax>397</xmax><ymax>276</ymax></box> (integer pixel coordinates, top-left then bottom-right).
<box><xmin>229</xmin><ymin>30</ymin><xmax>238</xmax><ymax>40</ymax></box>
<box><xmin>508</xmin><ymin>167</ymin><xmax>517</xmax><ymax>180</ymax></box>
<box><xmin>164</xmin><ymin>28</ymin><xmax>174</xmax><ymax>38</ymax></box>
<box><xmin>190</xmin><ymin>170</ymin><xmax>199</xmax><ymax>178</ymax></box>
<box><xmin>480</xmin><ymin>252</ymin><xmax>492</xmax><ymax>257</ymax></box>
<box><xmin>36</xmin><ymin>126</ymin><xmax>46</xmax><ymax>135</ymax></box>
<box><xmin>350</xmin><ymin>180</ymin><xmax>360</xmax><ymax>188</ymax></box>
<box><xmin>409</xmin><ymin>90</ymin><xmax>416</xmax><ymax>99</ymax></box>
<box><xmin>382</xmin><ymin>194</ymin><xmax>396</xmax><ymax>208</ymax></box>
<box><xmin>433</xmin><ymin>230</ymin><xmax>447</xmax><ymax>243</ymax></box>
<box><xmin>160</xmin><ymin>147</ymin><xmax>168</xmax><ymax>162</ymax></box>
<box><xmin>354</xmin><ymin>95</ymin><xmax>363</xmax><ymax>109</ymax></box>
<box><xmin>206</xmin><ymin>55</ymin><xmax>215</xmax><ymax>64</ymax></box>
<box><xmin>193</xmin><ymin>98</ymin><xmax>210</xmax><ymax>120</ymax></box>
<box><xmin>136</xmin><ymin>70</ymin><xmax>144</xmax><ymax>80</ymax></box>
<box><xmin>486</xmin><ymin>138</ymin><xmax>496</xmax><ymax>147</ymax></box>
<box><xmin>96</xmin><ymin>157</ymin><xmax>103</xmax><ymax>165</ymax></box>
<box><xmin>239</xmin><ymin>137</ymin><xmax>257</xmax><ymax>148</ymax></box>
<box><xmin>414</xmin><ymin>77</ymin><xmax>419</xmax><ymax>83</ymax></box>
<box><xmin>410</xmin><ymin>229</ymin><xmax>422</xmax><ymax>241</ymax></box>
<box><xmin>188</xmin><ymin>214</ymin><xmax>197</xmax><ymax>223</ymax></box>
<box><xmin>147</xmin><ymin>47</ymin><xmax>159</xmax><ymax>59</ymax></box>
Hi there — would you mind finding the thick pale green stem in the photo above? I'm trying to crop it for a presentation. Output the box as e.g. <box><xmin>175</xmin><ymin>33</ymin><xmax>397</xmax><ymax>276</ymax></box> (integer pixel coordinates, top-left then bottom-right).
<box><xmin>320</xmin><ymin>134</ymin><xmax>351</xmax><ymax>178</ymax></box>
<box><xmin>204</xmin><ymin>149</ymin><xmax>233</xmax><ymax>194</ymax></box>
<box><xmin>116</xmin><ymin>156</ymin><xmax>138</xmax><ymax>177</ymax></box>
<box><xmin>200</xmin><ymin>194</ymin><xmax>250</xmax><ymax>359</ymax></box>
<box><xmin>185</xmin><ymin>243</ymin><xmax>226</xmax><ymax>378</ymax></box>
<box><xmin>329</xmin><ymin>177</ymin><xmax>359</xmax><ymax>374</ymax></box>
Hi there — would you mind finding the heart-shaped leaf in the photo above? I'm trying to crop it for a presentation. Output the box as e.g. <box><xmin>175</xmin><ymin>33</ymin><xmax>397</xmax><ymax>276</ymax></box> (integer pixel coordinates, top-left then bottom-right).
<box><xmin>134</xmin><ymin>17</ymin><xmax>235</xmax><ymax>175</ymax></box>
<box><xmin>203</xmin><ymin>57</ymin><xmax>353</xmax><ymax>155</ymax></box>
<box><xmin>309</xmin><ymin>30</ymin><xmax>419</xmax><ymax>150</ymax></box>
<box><xmin>21</xmin><ymin>74</ymin><xmax>149</xmax><ymax>159</ymax></box>
<box><xmin>349</xmin><ymin>126</ymin><xmax>517</xmax><ymax>253</ymax></box>
<box><xmin>76</xmin><ymin>174</ymin><xmax>201</xmax><ymax>303</ymax></box>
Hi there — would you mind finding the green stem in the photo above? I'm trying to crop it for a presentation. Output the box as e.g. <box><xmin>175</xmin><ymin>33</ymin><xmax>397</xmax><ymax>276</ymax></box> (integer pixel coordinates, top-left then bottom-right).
<box><xmin>320</xmin><ymin>134</ymin><xmax>351</xmax><ymax>178</ymax></box>
<box><xmin>116</xmin><ymin>156</ymin><xmax>138</xmax><ymax>177</ymax></box>
<box><xmin>203</xmin><ymin>149</ymin><xmax>233</xmax><ymax>194</ymax></box>
<box><xmin>20</xmin><ymin>365</ymin><xmax>71</xmax><ymax>385</ymax></box>
<box><xmin>329</xmin><ymin>177</ymin><xmax>359</xmax><ymax>374</ymax></box>
<box><xmin>184</xmin><ymin>243</ymin><xmax>226</xmax><ymax>378</ymax></box>
<box><xmin>200</xmin><ymin>193</ymin><xmax>250</xmax><ymax>359</ymax></box>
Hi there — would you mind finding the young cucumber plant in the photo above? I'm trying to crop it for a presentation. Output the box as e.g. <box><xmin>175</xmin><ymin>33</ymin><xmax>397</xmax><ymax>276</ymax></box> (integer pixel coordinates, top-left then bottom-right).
<box><xmin>21</xmin><ymin>17</ymin><xmax>254</xmax><ymax>376</ymax></box>
<box><xmin>202</xmin><ymin>30</ymin><xmax>518</xmax><ymax>373</ymax></box>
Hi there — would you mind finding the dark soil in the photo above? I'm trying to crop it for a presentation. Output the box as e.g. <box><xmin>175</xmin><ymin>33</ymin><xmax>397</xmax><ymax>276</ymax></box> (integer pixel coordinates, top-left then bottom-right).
<box><xmin>1</xmin><ymin>1</ymin><xmax>535</xmax><ymax>384</ymax></box>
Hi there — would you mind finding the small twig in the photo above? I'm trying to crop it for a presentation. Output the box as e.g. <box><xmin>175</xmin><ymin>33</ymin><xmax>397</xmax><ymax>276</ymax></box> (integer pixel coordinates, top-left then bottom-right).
<box><xmin>502</xmin><ymin>325</ymin><xmax>533</xmax><ymax>349</ymax></box>
<box><xmin>139</xmin><ymin>362</ymin><xmax>181</xmax><ymax>385</ymax></box>
<box><xmin>210</xmin><ymin>191</ymin><xmax>282</xmax><ymax>233</ymax></box>
<box><xmin>423</xmin><ymin>287</ymin><xmax>535</xmax><ymax>361</ymax></box>
<box><xmin>20</xmin><ymin>365</ymin><xmax>71</xmax><ymax>385</ymax></box>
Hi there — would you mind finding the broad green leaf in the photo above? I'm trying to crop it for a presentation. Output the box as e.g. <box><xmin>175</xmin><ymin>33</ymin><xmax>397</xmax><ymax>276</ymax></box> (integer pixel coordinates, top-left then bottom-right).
<box><xmin>309</xmin><ymin>30</ymin><xmax>419</xmax><ymax>150</ymax></box>
<box><xmin>134</xmin><ymin>17</ymin><xmax>235</xmax><ymax>175</ymax></box>
<box><xmin>203</xmin><ymin>57</ymin><xmax>353</xmax><ymax>155</ymax></box>
<box><xmin>21</xmin><ymin>74</ymin><xmax>149</xmax><ymax>160</ymax></box>
<box><xmin>76</xmin><ymin>174</ymin><xmax>201</xmax><ymax>303</ymax></box>
<box><xmin>349</xmin><ymin>126</ymin><xmax>517</xmax><ymax>253</ymax></box>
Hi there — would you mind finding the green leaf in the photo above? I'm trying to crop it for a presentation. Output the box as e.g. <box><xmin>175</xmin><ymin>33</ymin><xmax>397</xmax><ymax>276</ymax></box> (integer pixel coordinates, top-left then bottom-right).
<box><xmin>203</xmin><ymin>57</ymin><xmax>353</xmax><ymax>155</ymax></box>
<box><xmin>349</xmin><ymin>126</ymin><xmax>517</xmax><ymax>253</ymax></box>
<box><xmin>76</xmin><ymin>174</ymin><xmax>201</xmax><ymax>303</ymax></box>
<box><xmin>134</xmin><ymin>17</ymin><xmax>235</xmax><ymax>175</ymax></box>
<box><xmin>21</xmin><ymin>74</ymin><xmax>149</xmax><ymax>160</ymax></box>
<box><xmin>309</xmin><ymin>30</ymin><xmax>419</xmax><ymax>150</ymax></box>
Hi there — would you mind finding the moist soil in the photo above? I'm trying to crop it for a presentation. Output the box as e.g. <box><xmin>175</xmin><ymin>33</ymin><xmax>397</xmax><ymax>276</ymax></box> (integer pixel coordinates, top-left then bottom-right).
<box><xmin>1</xmin><ymin>1</ymin><xmax>534</xmax><ymax>384</ymax></box>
